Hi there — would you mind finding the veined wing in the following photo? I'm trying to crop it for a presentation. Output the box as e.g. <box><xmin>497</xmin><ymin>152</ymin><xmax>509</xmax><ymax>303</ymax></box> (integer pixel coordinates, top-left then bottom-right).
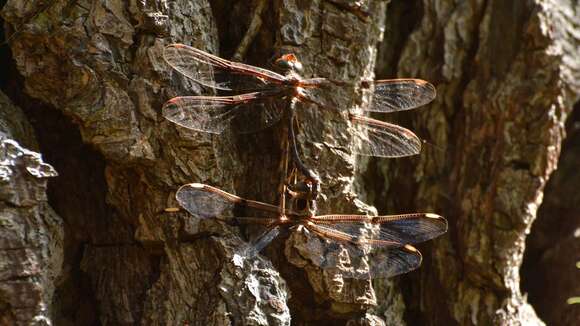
<box><xmin>362</xmin><ymin>244</ymin><xmax>422</xmax><ymax>278</ymax></box>
<box><xmin>239</xmin><ymin>226</ymin><xmax>284</xmax><ymax>258</ymax></box>
<box><xmin>176</xmin><ymin>183</ymin><xmax>280</xmax><ymax>224</ymax></box>
<box><xmin>302</xmin><ymin>222</ymin><xmax>423</xmax><ymax>278</ymax></box>
<box><xmin>177</xmin><ymin>184</ymin><xmax>289</xmax><ymax>257</ymax></box>
<box><xmin>164</xmin><ymin>43</ymin><xmax>286</xmax><ymax>91</ymax></box>
<box><xmin>311</xmin><ymin>213</ymin><xmax>448</xmax><ymax>245</ymax></box>
<box><xmin>163</xmin><ymin>93</ymin><xmax>285</xmax><ymax>134</ymax></box>
<box><xmin>350</xmin><ymin>114</ymin><xmax>422</xmax><ymax>157</ymax></box>
<box><xmin>364</xmin><ymin>79</ymin><xmax>436</xmax><ymax>113</ymax></box>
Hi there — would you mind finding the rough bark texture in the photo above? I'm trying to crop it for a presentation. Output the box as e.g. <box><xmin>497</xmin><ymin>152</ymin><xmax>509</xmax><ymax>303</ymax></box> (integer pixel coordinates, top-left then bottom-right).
<box><xmin>0</xmin><ymin>0</ymin><xmax>578</xmax><ymax>325</ymax></box>
<box><xmin>0</xmin><ymin>91</ymin><xmax>61</xmax><ymax>326</ymax></box>
<box><xmin>371</xmin><ymin>1</ymin><xmax>579</xmax><ymax>325</ymax></box>
<box><xmin>522</xmin><ymin>104</ymin><xmax>580</xmax><ymax>325</ymax></box>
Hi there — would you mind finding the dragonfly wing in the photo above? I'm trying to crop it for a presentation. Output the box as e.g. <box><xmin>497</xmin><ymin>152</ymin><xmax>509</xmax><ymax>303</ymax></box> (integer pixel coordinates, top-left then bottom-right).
<box><xmin>164</xmin><ymin>44</ymin><xmax>286</xmax><ymax>91</ymax></box>
<box><xmin>163</xmin><ymin>96</ymin><xmax>235</xmax><ymax>134</ymax></box>
<box><xmin>163</xmin><ymin>94</ymin><xmax>284</xmax><ymax>134</ymax></box>
<box><xmin>233</xmin><ymin>96</ymin><xmax>286</xmax><ymax>135</ymax></box>
<box><xmin>176</xmin><ymin>183</ymin><xmax>236</xmax><ymax>219</ymax></box>
<box><xmin>366</xmin><ymin>79</ymin><xmax>436</xmax><ymax>113</ymax></box>
<box><xmin>350</xmin><ymin>114</ymin><xmax>422</xmax><ymax>157</ymax></box>
<box><xmin>175</xmin><ymin>183</ymin><xmax>280</xmax><ymax>222</ymax></box>
<box><xmin>373</xmin><ymin>213</ymin><xmax>448</xmax><ymax>244</ymax></box>
<box><xmin>241</xmin><ymin>226</ymin><xmax>283</xmax><ymax>258</ymax></box>
<box><xmin>365</xmin><ymin>245</ymin><xmax>423</xmax><ymax>278</ymax></box>
<box><xmin>302</xmin><ymin>223</ymin><xmax>423</xmax><ymax>279</ymax></box>
<box><xmin>313</xmin><ymin>213</ymin><xmax>447</xmax><ymax>244</ymax></box>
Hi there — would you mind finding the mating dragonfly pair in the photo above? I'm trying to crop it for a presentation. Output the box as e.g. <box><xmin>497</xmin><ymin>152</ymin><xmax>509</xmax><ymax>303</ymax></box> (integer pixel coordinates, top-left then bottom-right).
<box><xmin>162</xmin><ymin>44</ymin><xmax>447</xmax><ymax>278</ymax></box>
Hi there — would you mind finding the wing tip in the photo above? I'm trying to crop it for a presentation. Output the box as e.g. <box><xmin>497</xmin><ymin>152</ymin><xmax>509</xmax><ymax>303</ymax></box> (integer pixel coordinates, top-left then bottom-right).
<box><xmin>176</xmin><ymin>182</ymin><xmax>205</xmax><ymax>194</ymax></box>
<box><xmin>424</xmin><ymin>81</ymin><xmax>437</xmax><ymax>99</ymax></box>
<box><xmin>403</xmin><ymin>244</ymin><xmax>423</xmax><ymax>266</ymax></box>
<box><xmin>377</xmin><ymin>78</ymin><xmax>437</xmax><ymax>106</ymax></box>
<box><xmin>401</xmin><ymin>244</ymin><xmax>423</xmax><ymax>273</ymax></box>
<box><xmin>188</xmin><ymin>183</ymin><xmax>205</xmax><ymax>189</ymax></box>
<box><xmin>425</xmin><ymin>213</ymin><xmax>443</xmax><ymax>220</ymax></box>
<box><xmin>424</xmin><ymin>213</ymin><xmax>448</xmax><ymax>232</ymax></box>
<box><xmin>403</xmin><ymin>244</ymin><xmax>420</xmax><ymax>253</ymax></box>
<box><xmin>175</xmin><ymin>183</ymin><xmax>207</xmax><ymax>204</ymax></box>
<box><xmin>166</xmin><ymin>43</ymin><xmax>187</xmax><ymax>49</ymax></box>
<box><xmin>411</xmin><ymin>79</ymin><xmax>437</xmax><ymax>101</ymax></box>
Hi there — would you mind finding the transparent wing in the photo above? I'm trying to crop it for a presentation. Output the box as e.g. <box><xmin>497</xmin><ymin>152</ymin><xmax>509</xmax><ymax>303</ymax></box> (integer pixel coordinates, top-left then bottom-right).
<box><xmin>365</xmin><ymin>79</ymin><xmax>436</xmax><ymax>113</ymax></box>
<box><xmin>363</xmin><ymin>244</ymin><xmax>422</xmax><ymax>278</ymax></box>
<box><xmin>177</xmin><ymin>184</ymin><xmax>286</xmax><ymax>258</ymax></box>
<box><xmin>350</xmin><ymin>114</ymin><xmax>422</xmax><ymax>157</ymax></box>
<box><xmin>302</xmin><ymin>223</ymin><xmax>423</xmax><ymax>279</ymax></box>
<box><xmin>176</xmin><ymin>183</ymin><xmax>235</xmax><ymax>219</ymax></box>
<box><xmin>163</xmin><ymin>94</ymin><xmax>285</xmax><ymax>134</ymax></box>
<box><xmin>164</xmin><ymin>44</ymin><xmax>286</xmax><ymax>91</ymax></box>
<box><xmin>175</xmin><ymin>183</ymin><xmax>280</xmax><ymax>222</ymax></box>
<box><xmin>312</xmin><ymin>213</ymin><xmax>448</xmax><ymax>245</ymax></box>
<box><xmin>240</xmin><ymin>226</ymin><xmax>284</xmax><ymax>258</ymax></box>
<box><xmin>371</xmin><ymin>213</ymin><xmax>448</xmax><ymax>244</ymax></box>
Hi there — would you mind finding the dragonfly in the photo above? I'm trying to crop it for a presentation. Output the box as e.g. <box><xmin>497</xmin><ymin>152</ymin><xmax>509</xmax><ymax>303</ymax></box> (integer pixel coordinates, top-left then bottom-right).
<box><xmin>162</xmin><ymin>43</ymin><xmax>436</xmax><ymax>159</ymax></box>
<box><xmin>175</xmin><ymin>183</ymin><xmax>448</xmax><ymax>279</ymax></box>
<box><xmin>162</xmin><ymin>44</ymin><xmax>436</xmax><ymax>206</ymax></box>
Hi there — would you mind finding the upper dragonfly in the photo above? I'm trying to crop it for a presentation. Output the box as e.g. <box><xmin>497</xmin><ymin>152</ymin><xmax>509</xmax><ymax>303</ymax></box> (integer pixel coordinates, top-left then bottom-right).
<box><xmin>162</xmin><ymin>44</ymin><xmax>436</xmax><ymax>158</ymax></box>
<box><xmin>176</xmin><ymin>183</ymin><xmax>448</xmax><ymax>279</ymax></box>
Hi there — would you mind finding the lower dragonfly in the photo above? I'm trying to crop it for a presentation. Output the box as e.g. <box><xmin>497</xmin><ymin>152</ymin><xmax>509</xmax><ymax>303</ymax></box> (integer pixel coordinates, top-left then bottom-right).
<box><xmin>175</xmin><ymin>183</ymin><xmax>447</xmax><ymax>279</ymax></box>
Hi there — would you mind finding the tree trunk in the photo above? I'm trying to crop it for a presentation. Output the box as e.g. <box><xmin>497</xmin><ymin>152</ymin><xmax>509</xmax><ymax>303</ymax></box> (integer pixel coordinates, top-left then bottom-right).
<box><xmin>0</xmin><ymin>91</ymin><xmax>61</xmax><ymax>325</ymax></box>
<box><xmin>522</xmin><ymin>103</ymin><xmax>580</xmax><ymax>325</ymax></box>
<box><xmin>0</xmin><ymin>0</ymin><xmax>578</xmax><ymax>325</ymax></box>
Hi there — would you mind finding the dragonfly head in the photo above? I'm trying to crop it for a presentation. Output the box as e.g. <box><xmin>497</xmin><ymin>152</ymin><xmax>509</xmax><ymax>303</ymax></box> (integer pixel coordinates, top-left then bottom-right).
<box><xmin>274</xmin><ymin>53</ymin><xmax>303</xmax><ymax>73</ymax></box>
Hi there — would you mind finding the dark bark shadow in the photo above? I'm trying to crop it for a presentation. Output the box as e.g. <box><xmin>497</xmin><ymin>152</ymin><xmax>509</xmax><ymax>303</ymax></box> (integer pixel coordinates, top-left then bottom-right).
<box><xmin>521</xmin><ymin>101</ymin><xmax>580</xmax><ymax>325</ymax></box>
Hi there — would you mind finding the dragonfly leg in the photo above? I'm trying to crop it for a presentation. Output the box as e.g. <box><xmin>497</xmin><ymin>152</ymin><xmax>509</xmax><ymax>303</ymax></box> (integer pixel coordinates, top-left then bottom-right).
<box><xmin>279</xmin><ymin>184</ymin><xmax>287</xmax><ymax>218</ymax></box>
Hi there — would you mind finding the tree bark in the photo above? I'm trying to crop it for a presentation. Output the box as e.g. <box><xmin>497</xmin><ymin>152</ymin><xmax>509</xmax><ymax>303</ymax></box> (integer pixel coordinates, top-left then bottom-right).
<box><xmin>0</xmin><ymin>0</ymin><xmax>578</xmax><ymax>325</ymax></box>
<box><xmin>0</xmin><ymin>91</ymin><xmax>61</xmax><ymax>326</ymax></box>
<box><xmin>522</xmin><ymin>104</ymin><xmax>580</xmax><ymax>325</ymax></box>
<box><xmin>373</xmin><ymin>1</ymin><xmax>579</xmax><ymax>325</ymax></box>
